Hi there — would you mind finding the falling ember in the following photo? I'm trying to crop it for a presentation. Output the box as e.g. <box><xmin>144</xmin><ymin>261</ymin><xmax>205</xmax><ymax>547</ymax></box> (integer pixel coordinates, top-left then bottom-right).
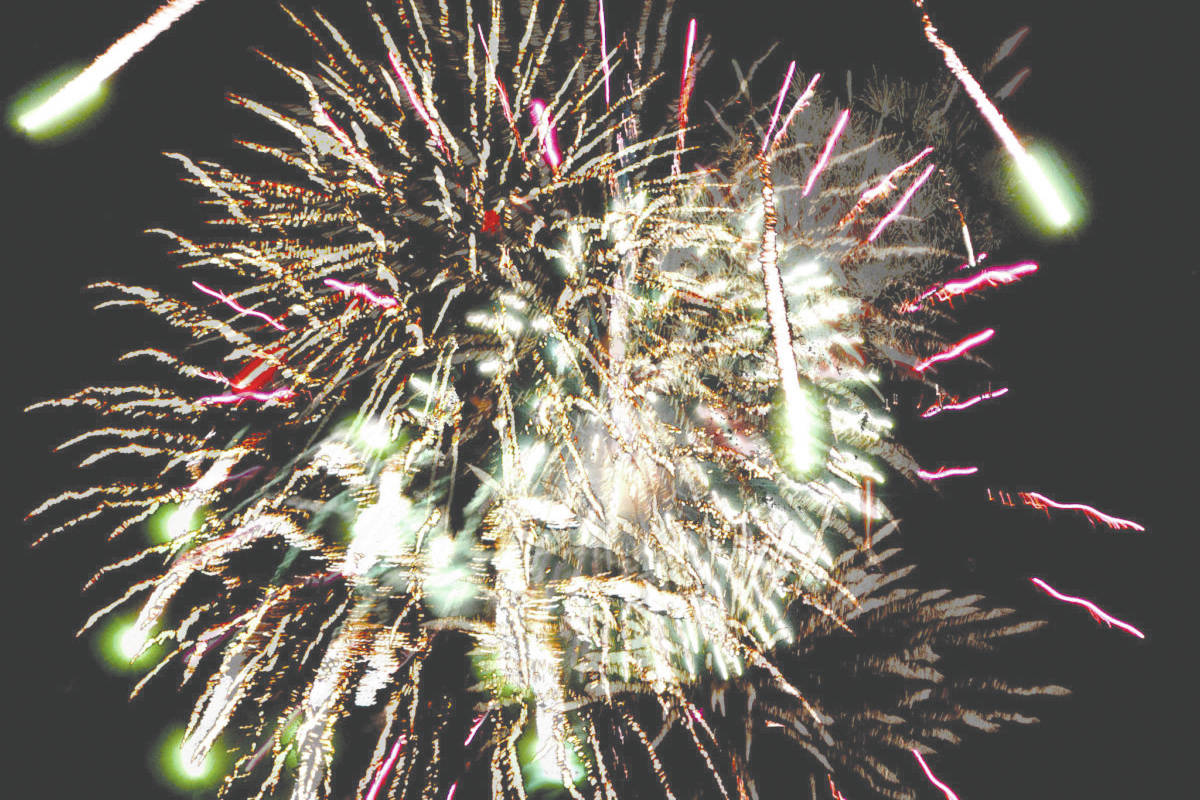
<box><xmin>14</xmin><ymin>0</ymin><xmax>207</xmax><ymax>136</ymax></box>
<box><xmin>921</xmin><ymin>387</ymin><xmax>1009</xmax><ymax>418</ymax></box>
<box><xmin>1030</xmin><ymin>578</ymin><xmax>1145</xmax><ymax>639</ymax></box>
<box><xmin>529</xmin><ymin>99</ymin><xmax>562</xmax><ymax>170</ymax></box>
<box><xmin>324</xmin><ymin>278</ymin><xmax>400</xmax><ymax>309</ymax></box>
<box><xmin>911</xmin><ymin>0</ymin><xmax>1071</xmax><ymax>228</ymax></box>
<box><xmin>866</xmin><ymin>162</ymin><xmax>936</xmax><ymax>242</ymax></box>
<box><xmin>911</xmin><ymin>750</ymin><xmax>960</xmax><ymax>800</ymax></box>
<box><xmin>1019</xmin><ymin>491</ymin><xmax>1145</xmax><ymax>531</ymax></box>
<box><xmin>913</xmin><ymin>328</ymin><xmax>995</xmax><ymax>372</ymax></box>
<box><xmin>918</xmin><ymin>466</ymin><xmax>979</xmax><ymax>481</ymax></box>
<box><xmin>802</xmin><ymin>109</ymin><xmax>850</xmax><ymax>196</ymax></box>
<box><xmin>192</xmin><ymin>281</ymin><xmax>287</xmax><ymax>331</ymax></box>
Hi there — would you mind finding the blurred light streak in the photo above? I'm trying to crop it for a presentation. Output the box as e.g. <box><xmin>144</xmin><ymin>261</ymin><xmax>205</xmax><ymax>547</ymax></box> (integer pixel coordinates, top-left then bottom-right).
<box><xmin>325</xmin><ymin>278</ymin><xmax>400</xmax><ymax>309</ymax></box>
<box><xmin>673</xmin><ymin>18</ymin><xmax>698</xmax><ymax>175</ymax></box>
<box><xmin>1019</xmin><ymin>491</ymin><xmax>1145</xmax><ymax>531</ymax></box>
<box><xmin>529</xmin><ymin>99</ymin><xmax>562</xmax><ymax>170</ymax></box>
<box><xmin>866</xmin><ymin>163</ymin><xmax>935</xmax><ymax>242</ymax></box>
<box><xmin>911</xmin><ymin>750</ymin><xmax>959</xmax><ymax>800</ymax></box>
<box><xmin>917</xmin><ymin>466</ymin><xmax>979</xmax><ymax>481</ymax></box>
<box><xmin>192</xmin><ymin>281</ymin><xmax>287</xmax><ymax>330</ymax></box>
<box><xmin>762</xmin><ymin>60</ymin><xmax>796</xmax><ymax>152</ymax></box>
<box><xmin>921</xmin><ymin>387</ymin><xmax>1009</xmax><ymax>418</ymax></box>
<box><xmin>769</xmin><ymin>73</ymin><xmax>821</xmax><ymax>150</ymax></box>
<box><xmin>913</xmin><ymin>328</ymin><xmax>994</xmax><ymax>372</ymax></box>
<box><xmin>15</xmin><ymin>0</ymin><xmax>207</xmax><ymax>135</ymax></box>
<box><xmin>1030</xmin><ymin>578</ymin><xmax>1145</xmax><ymax>639</ymax></box>
<box><xmin>802</xmin><ymin>109</ymin><xmax>850</xmax><ymax>196</ymax></box>
<box><xmin>364</xmin><ymin>735</ymin><xmax>407</xmax><ymax>800</ymax></box>
<box><xmin>912</xmin><ymin>1</ymin><xmax>1071</xmax><ymax>228</ymax></box>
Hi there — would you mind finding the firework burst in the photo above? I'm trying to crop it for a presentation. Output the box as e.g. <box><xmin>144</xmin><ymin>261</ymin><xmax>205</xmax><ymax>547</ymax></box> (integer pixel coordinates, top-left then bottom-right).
<box><xmin>28</xmin><ymin>3</ymin><xmax>1142</xmax><ymax>800</ymax></box>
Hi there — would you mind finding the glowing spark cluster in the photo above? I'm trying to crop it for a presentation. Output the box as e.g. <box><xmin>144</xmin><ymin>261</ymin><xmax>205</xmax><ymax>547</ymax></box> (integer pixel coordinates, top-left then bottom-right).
<box><xmin>29</xmin><ymin>2</ymin><xmax>1141</xmax><ymax>800</ymax></box>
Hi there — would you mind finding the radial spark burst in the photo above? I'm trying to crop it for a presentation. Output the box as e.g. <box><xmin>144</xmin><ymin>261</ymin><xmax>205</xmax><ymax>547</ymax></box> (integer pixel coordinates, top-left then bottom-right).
<box><xmin>30</xmin><ymin>3</ymin><xmax>1137</xmax><ymax>800</ymax></box>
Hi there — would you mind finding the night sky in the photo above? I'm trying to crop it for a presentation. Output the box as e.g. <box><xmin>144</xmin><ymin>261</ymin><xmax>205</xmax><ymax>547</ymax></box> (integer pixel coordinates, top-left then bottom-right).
<box><xmin>2</xmin><ymin>1</ymin><xmax>1189</xmax><ymax>798</ymax></box>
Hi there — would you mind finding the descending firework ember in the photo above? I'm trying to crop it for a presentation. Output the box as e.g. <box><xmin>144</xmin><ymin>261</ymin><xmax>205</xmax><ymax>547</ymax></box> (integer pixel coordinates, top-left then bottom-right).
<box><xmin>29</xmin><ymin>2</ymin><xmax>1140</xmax><ymax>800</ymax></box>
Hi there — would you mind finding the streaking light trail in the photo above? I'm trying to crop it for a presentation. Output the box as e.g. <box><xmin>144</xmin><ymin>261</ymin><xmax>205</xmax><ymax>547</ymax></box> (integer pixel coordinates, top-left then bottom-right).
<box><xmin>198</xmin><ymin>388</ymin><xmax>295</xmax><ymax>406</ymax></box>
<box><xmin>1030</xmin><ymin>578</ymin><xmax>1145</xmax><ymax>639</ymax></box>
<box><xmin>529</xmin><ymin>99</ymin><xmax>562</xmax><ymax>170</ymax></box>
<box><xmin>364</xmin><ymin>735</ymin><xmax>407</xmax><ymax>800</ymax></box>
<box><xmin>192</xmin><ymin>282</ymin><xmax>287</xmax><ymax>331</ymax></box>
<box><xmin>867</xmin><ymin>163</ymin><xmax>936</xmax><ymax>242</ymax></box>
<box><xmin>914</xmin><ymin>328</ymin><xmax>995</xmax><ymax>372</ymax></box>
<box><xmin>673</xmin><ymin>19</ymin><xmax>698</xmax><ymax>175</ymax></box>
<box><xmin>802</xmin><ymin>109</ymin><xmax>850</xmax><ymax>196</ymax></box>
<box><xmin>911</xmin><ymin>750</ymin><xmax>960</xmax><ymax>800</ymax></box>
<box><xmin>769</xmin><ymin>73</ymin><xmax>821</xmax><ymax>150</ymax></box>
<box><xmin>918</xmin><ymin>466</ymin><xmax>979</xmax><ymax>481</ymax></box>
<box><xmin>939</xmin><ymin>263</ymin><xmax>1038</xmax><ymax>299</ymax></box>
<box><xmin>762</xmin><ymin>61</ymin><xmax>797</xmax><ymax>152</ymax></box>
<box><xmin>912</xmin><ymin>0</ymin><xmax>1072</xmax><ymax>228</ymax></box>
<box><xmin>921</xmin><ymin>387</ymin><xmax>1009</xmax><ymax>418</ymax></box>
<box><xmin>325</xmin><ymin>278</ymin><xmax>400</xmax><ymax>309</ymax></box>
<box><xmin>15</xmin><ymin>0</ymin><xmax>207</xmax><ymax>135</ymax></box>
<box><xmin>1019</xmin><ymin>491</ymin><xmax>1145</xmax><ymax>531</ymax></box>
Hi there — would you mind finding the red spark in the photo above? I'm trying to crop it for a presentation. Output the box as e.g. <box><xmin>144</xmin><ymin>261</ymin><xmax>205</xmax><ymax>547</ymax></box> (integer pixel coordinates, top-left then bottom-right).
<box><xmin>911</xmin><ymin>750</ymin><xmax>959</xmax><ymax>800</ymax></box>
<box><xmin>1019</xmin><ymin>492</ymin><xmax>1145</xmax><ymax>531</ymax></box>
<box><xmin>802</xmin><ymin>109</ymin><xmax>850</xmax><ymax>197</ymax></box>
<box><xmin>1030</xmin><ymin>577</ymin><xmax>1145</xmax><ymax>639</ymax></box>
<box><xmin>866</xmin><ymin>162</ymin><xmax>936</xmax><ymax>242</ymax></box>
<box><xmin>913</xmin><ymin>328</ymin><xmax>995</xmax><ymax>372</ymax></box>
<box><xmin>192</xmin><ymin>281</ymin><xmax>287</xmax><ymax>331</ymax></box>
<box><xmin>921</xmin><ymin>387</ymin><xmax>1009</xmax><ymax>418</ymax></box>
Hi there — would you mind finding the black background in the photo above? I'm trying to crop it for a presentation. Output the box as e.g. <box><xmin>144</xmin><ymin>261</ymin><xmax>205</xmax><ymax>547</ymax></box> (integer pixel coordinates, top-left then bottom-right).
<box><xmin>2</xmin><ymin>1</ymin><xmax>1191</xmax><ymax>798</ymax></box>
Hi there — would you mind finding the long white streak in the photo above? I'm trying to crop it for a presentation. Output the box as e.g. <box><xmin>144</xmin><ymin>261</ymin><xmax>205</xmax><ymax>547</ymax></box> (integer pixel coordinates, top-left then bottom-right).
<box><xmin>762</xmin><ymin>61</ymin><xmax>796</xmax><ymax>152</ymax></box>
<box><xmin>18</xmin><ymin>0</ymin><xmax>208</xmax><ymax>133</ymax></box>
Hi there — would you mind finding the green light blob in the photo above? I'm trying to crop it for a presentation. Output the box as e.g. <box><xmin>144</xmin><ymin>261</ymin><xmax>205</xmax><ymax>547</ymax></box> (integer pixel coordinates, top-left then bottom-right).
<box><xmin>147</xmin><ymin>503</ymin><xmax>200</xmax><ymax>544</ymax></box>
<box><xmin>93</xmin><ymin>613</ymin><xmax>165</xmax><ymax>674</ymax></box>
<box><xmin>152</xmin><ymin>724</ymin><xmax>229</xmax><ymax>792</ymax></box>
<box><xmin>767</xmin><ymin>380</ymin><xmax>830</xmax><ymax>481</ymax></box>
<box><xmin>1001</xmin><ymin>140</ymin><xmax>1088</xmax><ymax>236</ymax></box>
<box><xmin>518</xmin><ymin>723</ymin><xmax>587</xmax><ymax>795</ymax></box>
<box><xmin>8</xmin><ymin>62</ymin><xmax>110</xmax><ymax>143</ymax></box>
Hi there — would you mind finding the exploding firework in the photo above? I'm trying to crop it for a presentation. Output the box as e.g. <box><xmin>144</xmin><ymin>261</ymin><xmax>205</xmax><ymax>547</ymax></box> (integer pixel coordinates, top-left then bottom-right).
<box><xmin>27</xmin><ymin>2</ymin><xmax>1144</xmax><ymax>800</ymax></box>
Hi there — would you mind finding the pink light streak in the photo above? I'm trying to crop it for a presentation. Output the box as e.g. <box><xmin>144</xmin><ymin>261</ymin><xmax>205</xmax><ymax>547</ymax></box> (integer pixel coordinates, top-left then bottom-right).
<box><xmin>921</xmin><ymin>387</ymin><xmax>1009</xmax><ymax>418</ymax></box>
<box><xmin>911</xmin><ymin>750</ymin><xmax>959</xmax><ymax>800</ymax></box>
<box><xmin>364</xmin><ymin>735</ymin><xmax>407</xmax><ymax>800</ymax></box>
<box><xmin>1019</xmin><ymin>492</ymin><xmax>1145</xmax><ymax>531</ymax></box>
<box><xmin>311</xmin><ymin>106</ymin><xmax>384</xmax><ymax>187</ymax></box>
<box><xmin>917</xmin><ymin>466</ymin><xmax>979</xmax><ymax>481</ymax></box>
<box><xmin>674</xmin><ymin>19</ymin><xmax>698</xmax><ymax>175</ymax></box>
<box><xmin>838</xmin><ymin>146</ymin><xmax>933</xmax><ymax>230</ymax></box>
<box><xmin>198</xmin><ymin>388</ymin><xmax>295</xmax><ymax>406</ymax></box>
<box><xmin>446</xmin><ymin>783</ymin><xmax>457</xmax><ymax>800</ymax></box>
<box><xmin>867</xmin><ymin>162</ymin><xmax>936</xmax><ymax>242</ymax></box>
<box><xmin>1030</xmin><ymin>577</ymin><xmax>1145</xmax><ymax>639</ymax></box>
<box><xmin>598</xmin><ymin>1</ymin><xmax>612</xmax><ymax>107</ymax></box>
<box><xmin>529</xmin><ymin>99</ymin><xmax>562</xmax><ymax>170</ymax></box>
<box><xmin>802</xmin><ymin>109</ymin><xmax>850</xmax><ymax>197</ymax></box>
<box><xmin>769</xmin><ymin>73</ymin><xmax>821</xmax><ymax>150</ymax></box>
<box><xmin>762</xmin><ymin>61</ymin><xmax>797</xmax><ymax>153</ymax></box>
<box><xmin>388</xmin><ymin>51</ymin><xmax>447</xmax><ymax>156</ymax></box>
<box><xmin>192</xmin><ymin>281</ymin><xmax>287</xmax><ymax>331</ymax></box>
<box><xmin>827</xmin><ymin>776</ymin><xmax>850</xmax><ymax>800</ymax></box>
<box><xmin>939</xmin><ymin>262</ymin><xmax>1038</xmax><ymax>299</ymax></box>
<box><xmin>324</xmin><ymin>278</ymin><xmax>400</xmax><ymax>309</ymax></box>
<box><xmin>464</xmin><ymin>710</ymin><xmax>490</xmax><ymax>746</ymax></box>
<box><xmin>913</xmin><ymin>328</ymin><xmax>994</xmax><ymax>372</ymax></box>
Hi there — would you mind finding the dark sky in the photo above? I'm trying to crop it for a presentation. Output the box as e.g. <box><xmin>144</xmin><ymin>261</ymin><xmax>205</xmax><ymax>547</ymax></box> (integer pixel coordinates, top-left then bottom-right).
<box><xmin>2</xmin><ymin>1</ymin><xmax>1190</xmax><ymax>798</ymax></box>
